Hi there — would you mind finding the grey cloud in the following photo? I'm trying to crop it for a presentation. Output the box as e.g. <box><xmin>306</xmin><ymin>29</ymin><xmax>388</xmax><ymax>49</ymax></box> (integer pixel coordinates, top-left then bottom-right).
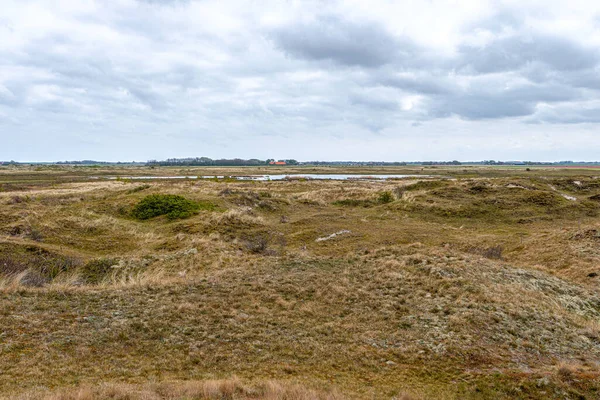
<box><xmin>9</xmin><ymin>34</ymin><xmax>196</xmax><ymax>114</ymax></box>
<box><xmin>499</xmin><ymin>82</ymin><xmax>581</xmax><ymax>103</ymax></box>
<box><xmin>348</xmin><ymin>93</ymin><xmax>399</xmax><ymax>111</ymax></box>
<box><xmin>527</xmin><ymin>104</ymin><xmax>600</xmax><ymax>124</ymax></box>
<box><xmin>0</xmin><ymin>84</ymin><xmax>18</xmax><ymax>106</ymax></box>
<box><xmin>555</xmin><ymin>68</ymin><xmax>600</xmax><ymax>91</ymax></box>
<box><xmin>136</xmin><ymin>0</ymin><xmax>189</xmax><ymax>5</ymax></box>
<box><xmin>464</xmin><ymin>8</ymin><xmax>524</xmax><ymax>34</ymax></box>
<box><xmin>126</xmin><ymin>86</ymin><xmax>170</xmax><ymax>110</ymax></box>
<box><xmin>458</xmin><ymin>34</ymin><xmax>599</xmax><ymax>73</ymax></box>
<box><xmin>376</xmin><ymin>73</ymin><xmax>454</xmax><ymax>95</ymax></box>
<box><xmin>428</xmin><ymin>81</ymin><xmax>582</xmax><ymax>120</ymax></box>
<box><xmin>271</xmin><ymin>15</ymin><xmax>415</xmax><ymax>68</ymax></box>
<box><xmin>267</xmin><ymin>12</ymin><xmax>600</xmax><ymax>124</ymax></box>
<box><xmin>430</xmin><ymin>94</ymin><xmax>535</xmax><ymax>120</ymax></box>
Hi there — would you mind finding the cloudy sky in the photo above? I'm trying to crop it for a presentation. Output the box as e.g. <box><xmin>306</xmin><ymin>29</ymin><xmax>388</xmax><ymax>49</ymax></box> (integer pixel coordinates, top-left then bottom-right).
<box><xmin>1</xmin><ymin>0</ymin><xmax>600</xmax><ymax>162</ymax></box>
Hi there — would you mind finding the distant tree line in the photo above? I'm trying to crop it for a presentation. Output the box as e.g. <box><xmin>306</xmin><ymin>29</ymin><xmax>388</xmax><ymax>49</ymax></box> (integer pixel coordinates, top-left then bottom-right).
<box><xmin>479</xmin><ymin>160</ymin><xmax>588</xmax><ymax>166</ymax></box>
<box><xmin>420</xmin><ymin>160</ymin><xmax>462</xmax><ymax>165</ymax></box>
<box><xmin>304</xmin><ymin>161</ymin><xmax>408</xmax><ymax>166</ymax></box>
<box><xmin>55</xmin><ymin>160</ymin><xmax>142</xmax><ymax>165</ymax></box>
<box><xmin>4</xmin><ymin>159</ymin><xmax>600</xmax><ymax>166</ymax></box>
<box><xmin>146</xmin><ymin>157</ymin><xmax>299</xmax><ymax>166</ymax></box>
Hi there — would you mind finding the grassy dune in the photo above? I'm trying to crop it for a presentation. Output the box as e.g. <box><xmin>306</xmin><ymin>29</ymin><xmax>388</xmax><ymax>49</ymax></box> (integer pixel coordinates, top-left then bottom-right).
<box><xmin>0</xmin><ymin>165</ymin><xmax>599</xmax><ymax>399</ymax></box>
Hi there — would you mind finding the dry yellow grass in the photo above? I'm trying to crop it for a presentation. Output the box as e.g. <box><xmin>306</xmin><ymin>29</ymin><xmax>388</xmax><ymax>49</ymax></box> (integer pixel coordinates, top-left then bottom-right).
<box><xmin>5</xmin><ymin>378</ymin><xmax>348</xmax><ymax>400</ymax></box>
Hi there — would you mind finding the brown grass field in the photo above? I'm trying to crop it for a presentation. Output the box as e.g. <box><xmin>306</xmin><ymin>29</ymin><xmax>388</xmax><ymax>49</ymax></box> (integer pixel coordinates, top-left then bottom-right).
<box><xmin>1</xmin><ymin>164</ymin><xmax>599</xmax><ymax>399</ymax></box>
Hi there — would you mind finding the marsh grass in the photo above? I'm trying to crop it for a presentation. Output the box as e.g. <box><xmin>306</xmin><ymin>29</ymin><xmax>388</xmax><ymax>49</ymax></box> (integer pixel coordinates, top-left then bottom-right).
<box><xmin>6</xmin><ymin>378</ymin><xmax>346</xmax><ymax>400</ymax></box>
<box><xmin>2</xmin><ymin>166</ymin><xmax>600</xmax><ymax>398</ymax></box>
<box><xmin>0</xmin><ymin>244</ymin><xmax>83</xmax><ymax>286</ymax></box>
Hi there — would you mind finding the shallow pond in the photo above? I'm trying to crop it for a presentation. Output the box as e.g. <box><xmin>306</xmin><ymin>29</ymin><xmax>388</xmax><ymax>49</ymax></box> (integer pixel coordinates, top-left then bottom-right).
<box><xmin>100</xmin><ymin>174</ymin><xmax>434</xmax><ymax>181</ymax></box>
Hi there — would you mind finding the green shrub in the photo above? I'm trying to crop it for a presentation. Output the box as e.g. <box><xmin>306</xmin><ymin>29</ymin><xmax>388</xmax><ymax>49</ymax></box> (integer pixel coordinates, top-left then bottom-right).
<box><xmin>132</xmin><ymin>194</ymin><xmax>207</xmax><ymax>220</ymax></box>
<box><xmin>378</xmin><ymin>191</ymin><xmax>394</xmax><ymax>204</ymax></box>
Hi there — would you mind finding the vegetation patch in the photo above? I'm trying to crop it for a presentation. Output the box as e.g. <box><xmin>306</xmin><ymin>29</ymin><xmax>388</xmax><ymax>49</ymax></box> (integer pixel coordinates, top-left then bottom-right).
<box><xmin>0</xmin><ymin>243</ymin><xmax>82</xmax><ymax>286</ymax></box>
<box><xmin>466</xmin><ymin>245</ymin><xmax>504</xmax><ymax>260</ymax></box>
<box><xmin>5</xmin><ymin>379</ymin><xmax>346</xmax><ymax>400</ymax></box>
<box><xmin>132</xmin><ymin>194</ymin><xmax>214</xmax><ymax>220</ymax></box>
<box><xmin>80</xmin><ymin>258</ymin><xmax>119</xmax><ymax>284</ymax></box>
<box><xmin>332</xmin><ymin>199</ymin><xmax>374</xmax><ymax>207</ymax></box>
<box><xmin>550</xmin><ymin>178</ymin><xmax>600</xmax><ymax>193</ymax></box>
<box><xmin>126</xmin><ymin>184</ymin><xmax>151</xmax><ymax>194</ymax></box>
<box><xmin>520</xmin><ymin>191</ymin><xmax>562</xmax><ymax>207</ymax></box>
<box><xmin>588</xmin><ymin>194</ymin><xmax>600</xmax><ymax>202</ymax></box>
<box><xmin>243</xmin><ymin>233</ymin><xmax>272</xmax><ymax>254</ymax></box>
<box><xmin>377</xmin><ymin>191</ymin><xmax>394</xmax><ymax>203</ymax></box>
<box><xmin>404</xmin><ymin>180</ymin><xmax>446</xmax><ymax>191</ymax></box>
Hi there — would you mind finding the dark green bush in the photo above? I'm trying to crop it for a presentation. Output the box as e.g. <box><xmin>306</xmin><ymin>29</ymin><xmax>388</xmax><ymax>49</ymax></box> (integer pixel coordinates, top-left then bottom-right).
<box><xmin>378</xmin><ymin>191</ymin><xmax>394</xmax><ymax>204</ymax></box>
<box><xmin>132</xmin><ymin>194</ymin><xmax>206</xmax><ymax>220</ymax></box>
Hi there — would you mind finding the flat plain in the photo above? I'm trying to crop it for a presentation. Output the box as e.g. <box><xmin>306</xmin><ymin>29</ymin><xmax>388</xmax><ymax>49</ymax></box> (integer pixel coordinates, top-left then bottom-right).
<box><xmin>1</xmin><ymin>164</ymin><xmax>599</xmax><ymax>399</ymax></box>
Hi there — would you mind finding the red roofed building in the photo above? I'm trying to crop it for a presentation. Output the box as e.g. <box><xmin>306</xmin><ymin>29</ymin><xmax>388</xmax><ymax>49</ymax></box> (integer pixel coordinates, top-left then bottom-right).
<box><xmin>269</xmin><ymin>161</ymin><xmax>287</xmax><ymax>165</ymax></box>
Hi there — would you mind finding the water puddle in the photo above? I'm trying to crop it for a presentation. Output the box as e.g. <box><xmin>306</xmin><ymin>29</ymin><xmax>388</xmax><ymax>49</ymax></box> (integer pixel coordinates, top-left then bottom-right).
<box><xmin>98</xmin><ymin>174</ymin><xmax>435</xmax><ymax>181</ymax></box>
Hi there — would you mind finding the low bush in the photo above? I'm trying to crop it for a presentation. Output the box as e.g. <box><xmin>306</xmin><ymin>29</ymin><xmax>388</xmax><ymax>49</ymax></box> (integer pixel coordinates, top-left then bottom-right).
<box><xmin>589</xmin><ymin>194</ymin><xmax>600</xmax><ymax>202</ymax></box>
<box><xmin>0</xmin><ymin>247</ymin><xmax>82</xmax><ymax>286</ymax></box>
<box><xmin>378</xmin><ymin>191</ymin><xmax>394</xmax><ymax>204</ymax></box>
<box><xmin>404</xmin><ymin>180</ymin><xmax>445</xmax><ymax>191</ymax></box>
<box><xmin>468</xmin><ymin>184</ymin><xmax>489</xmax><ymax>194</ymax></box>
<box><xmin>132</xmin><ymin>194</ymin><xmax>212</xmax><ymax>220</ymax></box>
<box><xmin>257</xmin><ymin>200</ymin><xmax>277</xmax><ymax>211</ymax></box>
<box><xmin>332</xmin><ymin>199</ymin><xmax>374</xmax><ymax>207</ymax></box>
<box><xmin>393</xmin><ymin>186</ymin><xmax>406</xmax><ymax>199</ymax></box>
<box><xmin>466</xmin><ymin>245</ymin><xmax>504</xmax><ymax>260</ymax></box>
<box><xmin>0</xmin><ymin>255</ymin><xmax>25</xmax><ymax>275</ymax></box>
<box><xmin>80</xmin><ymin>258</ymin><xmax>118</xmax><ymax>284</ymax></box>
<box><xmin>27</xmin><ymin>227</ymin><xmax>44</xmax><ymax>242</ymax></box>
<box><xmin>8</xmin><ymin>195</ymin><xmax>29</xmax><ymax>204</ymax></box>
<box><xmin>218</xmin><ymin>188</ymin><xmax>235</xmax><ymax>196</ymax></box>
<box><xmin>243</xmin><ymin>234</ymin><xmax>270</xmax><ymax>254</ymax></box>
<box><xmin>482</xmin><ymin>245</ymin><xmax>503</xmax><ymax>260</ymax></box>
<box><xmin>521</xmin><ymin>191</ymin><xmax>560</xmax><ymax>207</ymax></box>
<box><xmin>127</xmin><ymin>184</ymin><xmax>151</xmax><ymax>194</ymax></box>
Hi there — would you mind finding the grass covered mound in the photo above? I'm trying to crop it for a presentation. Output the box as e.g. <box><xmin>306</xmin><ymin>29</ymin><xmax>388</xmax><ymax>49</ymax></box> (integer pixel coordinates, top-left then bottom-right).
<box><xmin>132</xmin><ymin>194</ymin><xmax>207</xmax><ymax>220</ymax></box>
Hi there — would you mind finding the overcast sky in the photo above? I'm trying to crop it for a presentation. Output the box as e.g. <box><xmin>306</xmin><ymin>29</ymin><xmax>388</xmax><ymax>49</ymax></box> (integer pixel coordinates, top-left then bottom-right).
<box><xmin>1</xmin><ymin>0</ymin><xmax>600</xmax><ymax>161</ymax></box>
